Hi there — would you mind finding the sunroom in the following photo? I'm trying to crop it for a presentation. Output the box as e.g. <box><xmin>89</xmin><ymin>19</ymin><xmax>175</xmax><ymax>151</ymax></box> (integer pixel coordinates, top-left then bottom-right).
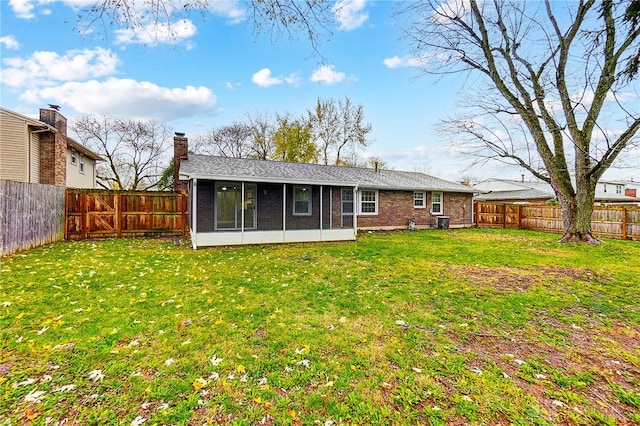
<box><xmin>179</xmin><ymin>155</ymin><xmax>358</xmax><ymax>248</ymax></box>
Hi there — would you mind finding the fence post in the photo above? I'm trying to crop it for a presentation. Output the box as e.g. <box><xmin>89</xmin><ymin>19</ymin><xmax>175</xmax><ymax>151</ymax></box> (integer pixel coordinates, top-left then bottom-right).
<box><xmin>82</xmin><ymin>192</ymin><xmax>88</xmax><ymax>239</ymax></box>
<box><xmin>622</xmin><ymin>207</ymin><xmax>628</xmax><ymax>240</ymax></box>
<box><xmin>502</xmin><ymin>203</ymin><xmax>507</xmax><ymax>228</ymax></box>
<box><xmin>115</xmin><ymin>192</ymin><xmax>121</xmax><ymax>238</ymax></box>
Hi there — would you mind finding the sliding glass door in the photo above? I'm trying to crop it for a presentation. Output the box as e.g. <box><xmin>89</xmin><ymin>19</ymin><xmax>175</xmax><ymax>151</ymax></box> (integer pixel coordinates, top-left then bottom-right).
<box><xmin>215</xmin><ymin>183</ymin><xmax>256</xmax><ymax>230</ymax></box>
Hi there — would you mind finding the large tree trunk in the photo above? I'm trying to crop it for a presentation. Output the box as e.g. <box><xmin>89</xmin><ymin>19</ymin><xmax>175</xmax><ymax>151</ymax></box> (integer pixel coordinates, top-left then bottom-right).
<box><xmin>557</xmin><ymin>178</ymin><xmax>599</xmax><ymax>244</ymax></box>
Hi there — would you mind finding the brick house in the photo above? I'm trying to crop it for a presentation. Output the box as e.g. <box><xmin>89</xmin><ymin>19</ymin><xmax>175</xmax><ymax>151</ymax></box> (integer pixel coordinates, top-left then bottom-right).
<box><xmin>174</xmin><ymin>136</ymin><xmax>475</xmax><ymax>248</ymax></box>
<box><xmin>0</xmin><ymin>107</ymin><xmax>102</xmax><ymax>188</ymax></box>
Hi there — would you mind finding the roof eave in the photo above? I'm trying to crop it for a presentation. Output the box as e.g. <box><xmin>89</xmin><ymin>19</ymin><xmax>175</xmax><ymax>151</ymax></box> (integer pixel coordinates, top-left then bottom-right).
<box><xmin>180</xmin><ymin>172</ymin><xmax>357</xmax><ymax>188</ymax></box>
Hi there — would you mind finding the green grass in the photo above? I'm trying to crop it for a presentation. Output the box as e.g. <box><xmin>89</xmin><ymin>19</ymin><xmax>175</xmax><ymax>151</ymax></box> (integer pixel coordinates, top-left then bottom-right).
<box><xmin>1</xmin><ymin>228</ymin><xmax>639</xmax><ymax>425</ymax></box>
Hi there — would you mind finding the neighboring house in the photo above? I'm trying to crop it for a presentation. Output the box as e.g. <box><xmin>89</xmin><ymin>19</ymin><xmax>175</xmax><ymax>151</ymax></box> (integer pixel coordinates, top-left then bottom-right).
<box><xmin>174</xmin><ymin>135</ymin><xmax>475</xmax><ymax>248</ymax></box>
<box><xmin>595</xmin><ymin>179</ymin><xmax>640</xmax><ymax>205</ymax></box>
<box><xmin>0</xmin><ymin>107</ymin><xmax>102</xmax><ymax>188</ymax></box>
<box><xmin>474</xmin><ymin>177</ymin><xmax>640</xmax><ymax>205</ymax></box>
<box><xmin>473</xmin><ymin>178</ymin><xmax>556</xmax><ymax>204</ymax></box>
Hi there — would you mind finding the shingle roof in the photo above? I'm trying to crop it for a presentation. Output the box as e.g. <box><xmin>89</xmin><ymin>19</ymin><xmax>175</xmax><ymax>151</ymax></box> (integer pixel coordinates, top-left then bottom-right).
<box><xmin>473</xmin><ymin>188</ymin><xmax>555</xmax><ymax>201</ymax></box>
<box><xmin>180</xmin><ymin>155</ymin><xmax>475</xmax><ymax>193</ymax></box>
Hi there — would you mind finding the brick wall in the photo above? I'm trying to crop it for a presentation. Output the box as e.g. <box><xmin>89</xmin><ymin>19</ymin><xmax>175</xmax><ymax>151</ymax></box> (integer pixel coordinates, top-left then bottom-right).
<box><xmin>38</xmin><ymin>108</ymin><xmax>67</xmax><ymax>186</ymax></box>
<box><xmin>357</xmin><ymin>190</ymin><xmax>473</xmax><ymax>229</ymax></box>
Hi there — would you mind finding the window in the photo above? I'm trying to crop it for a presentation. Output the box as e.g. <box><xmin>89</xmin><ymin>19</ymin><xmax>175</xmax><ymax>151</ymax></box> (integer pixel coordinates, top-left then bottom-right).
<box><xmin>70</xmin><ymin>149</ymin><xmax>77</xmax><ymax>165</ymax></box>
<box><xmin>293</xmin><ymin>186</ymin><xmax>311</xmax><ymax>216</ymax></box>
<box><xmin>359</xmin><ymin>190</ymin><xmax>378</xmax><ymax>215</ymax></box>
<box><xmin>414</xmin><ymin>191</ymin><xmax>426</xmax><ymax>208</ymax></box>
<box><xmin>616</xmin><ymin>185</ymin><xmax>623</xmax><ymax>194</ymax></box>
<box><xmin>79</xmin><ymin>154</ymin><xmax>85</xmax><ymax>173</ymax></box>
<box><xmin>603</xmin><ymin>184</ymin><xmax>607</xmax><ymax>193</ymax></box>
<box><xmin>431</xmin><ymin>192</ymin><xmax>443</xmax><ymax>215</ymax></box>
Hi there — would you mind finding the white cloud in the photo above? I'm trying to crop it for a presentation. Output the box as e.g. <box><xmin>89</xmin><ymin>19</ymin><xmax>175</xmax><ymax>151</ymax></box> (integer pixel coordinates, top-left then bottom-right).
<box><xmin>383</xmin><ymin>55</ymin><xmax>428</xmax><ymax>69</ymax></box>
<box><xmin>209</xmin><ymin>1</ymin><xmax>245</xmax><ymax>24</ymax></box>
<box><xmin>252</xmin><ymin>68</ymin><xmax>282</xmax><ymax>88</ymax></box>
<box><xmin>1</xmin><ymin>48</ymin><xmax>120</xmax><ymax>88</ymax></box>
<box><xmin>8</xmin><ymin>0</ymin><xmax>96</xmax><ymax>19</ymax></box>
<box><xmin>0</xmin><ymin>35</ymin><xmax>20</xmax><ymax>50</ymax></box>
<box><xmin>115</xmin><ymin>19</ymin><xmax>197</xmax><ymax>45</ymax></box>
<box><xmin>333</xmin><ymin>0</ymin><xmax>369</xmax><ymax>31</ymax></box>
<box><xmin>310</xmin><ymin>65</ymin><xmax>347</xmax><ymax>85</ymax></box>
<box><xmin>8</xmin><ymin>0</ymin><xmax>35</xmax><ymax>19</ymax></box>
<box><xmin>21</xmin><ymin>78</ymin><xmax>217</xmax><ymax>121</ymax></box>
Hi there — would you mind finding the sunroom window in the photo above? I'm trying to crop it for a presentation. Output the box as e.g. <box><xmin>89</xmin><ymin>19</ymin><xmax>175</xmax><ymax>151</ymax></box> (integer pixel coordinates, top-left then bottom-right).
<box><xmin>293</xmin><ymin>186</ymin><xmax>311</xmax><ymax>216</ymax></box>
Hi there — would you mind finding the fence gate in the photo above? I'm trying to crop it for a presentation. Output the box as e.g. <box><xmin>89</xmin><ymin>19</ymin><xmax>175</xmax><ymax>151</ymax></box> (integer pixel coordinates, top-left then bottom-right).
<box><xmin>65</xmin><ymin>190</ymin><xmax>188</xmax><ymax>240</ymax></box>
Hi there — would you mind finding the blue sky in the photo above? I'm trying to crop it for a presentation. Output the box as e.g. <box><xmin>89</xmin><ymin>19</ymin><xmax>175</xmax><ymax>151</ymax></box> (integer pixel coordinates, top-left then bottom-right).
<box><xmin>1</xmin><ymin>0</ymin><xmax>637</xmax><ymax>182</ymax></box>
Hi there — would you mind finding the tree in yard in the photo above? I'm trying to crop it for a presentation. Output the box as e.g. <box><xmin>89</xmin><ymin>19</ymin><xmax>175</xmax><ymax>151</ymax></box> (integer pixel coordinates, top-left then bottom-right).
<box><xmin>192</xmin><ymin>122</ymin><xmax>254</xmax><ymax>158</ymax></box>
<box><xmin>72</xmin><ymin>115</ymin><xmax>173</xmax><ymax>190</ymax></box>
<box><xmin>623</xmin><ymin>0</ymin><xmax>640</xmax><ymax>79</ymax></box>
<box><xmin>404</xmin><ymin>0</ymin><xmax>640</xmax><ymax>242</ymax></box>
<box><xmin>245</xmin><ymin>110</ymin><xmax>277</xmax><ymax>160</ymax></box>
<box><xmin>307</xmin><ymin>96</ymin><xmax>372</xmax><ymax>165</ymax></box>
<box><xmin>273</xmin><ymin>114</ymin><xmax>318</xmax><ymax>163</ymax></box>
<box><xmin>77</xmin><ymin>0</ymin><xmax>335</xmax><ymax>54</ymax></box>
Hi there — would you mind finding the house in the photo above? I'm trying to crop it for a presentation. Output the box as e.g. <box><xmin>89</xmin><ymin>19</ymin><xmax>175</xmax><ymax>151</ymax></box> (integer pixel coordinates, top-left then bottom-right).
<box><xmin>473</xmin><ymin>177</ymin><xmax>640</xmax><ymax>205</ymax></box>
<box><xmin>174</xmin><ymin>135</ymin><xmax>476</xmax><ymax>248</ymax></box>
<box><xmin>595</xmin><ymin>179</ymin><xmax>640</xmax><ymax>205</ymax></box>
<box><xmin>473</xmin><ymin>178</ymin><xmax>556</xmax><ymax>204</ymax></box>
<box><xmin>0</xmin><ymin>107</ymin><xmax>103</xmax><ymax>188</ymax></box>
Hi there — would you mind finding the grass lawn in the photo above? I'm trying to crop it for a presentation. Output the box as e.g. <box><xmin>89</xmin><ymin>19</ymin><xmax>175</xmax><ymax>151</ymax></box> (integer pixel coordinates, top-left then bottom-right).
<box><xmin>1</xmin><ymin>228</ymin><xmax>639</xmax><ymax>425</ymax></box>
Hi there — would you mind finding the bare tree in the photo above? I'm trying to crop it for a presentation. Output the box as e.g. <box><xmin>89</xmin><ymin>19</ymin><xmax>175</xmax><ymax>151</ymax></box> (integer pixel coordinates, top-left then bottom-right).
<box><xmin>77</xmin><ymin>0</ymin><xmax>335</xmax><ymax>55</ymax></box>
<box><xmin>245</xmin><ymin>110</ymin><xmax>277</xmax><ymax>160</ymax></box>
<box><xmin>72</xmin><ymin>115</ymin><xmax>173</xmax><ymax>190</ymax></box>
<box><xmin>404</xmin><ymin>0</ymin><xmax>640</xmax><ymax>242</ymax></box>
<box><xmin>307</xmin><ymin>96</ymin><xmax>372</xmax><ymax>165</ymax></box>
<box><xmin>192</xmin><ymin>122</ymin><xmax>254</xmax><ymax>158</ymax></box>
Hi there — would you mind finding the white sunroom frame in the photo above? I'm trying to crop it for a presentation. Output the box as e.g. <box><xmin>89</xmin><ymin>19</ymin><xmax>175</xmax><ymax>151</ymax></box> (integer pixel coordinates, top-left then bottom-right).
<box><xmin>188</xmin><ymin>178</ymin><xmax>358</xmax><ymax>248</ymax></box>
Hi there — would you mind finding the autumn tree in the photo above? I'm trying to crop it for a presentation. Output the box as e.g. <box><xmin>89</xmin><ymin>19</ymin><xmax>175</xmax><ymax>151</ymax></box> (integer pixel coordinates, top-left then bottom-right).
<box><xmin>404</xmin><ymin>0</ymin><xmax>640</xmax><ymax>243</ymax></box>
<box><xmin>72</xmin><ymin>115</ymin><xmax>173</xmax><ymax>190</ymax></box>
<box><xmin>273</xmin><ymin>114</ymin><xmax>318</xmax><ymax>163</ymax></box>
<box><xmin>307</xmin><ymin>96</ymin><xmax>372</xmax><ymax>165</ymax></box>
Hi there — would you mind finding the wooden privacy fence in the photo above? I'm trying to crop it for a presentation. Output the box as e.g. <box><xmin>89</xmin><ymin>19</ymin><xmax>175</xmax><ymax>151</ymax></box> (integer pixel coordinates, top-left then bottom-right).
<box><xmin>65</xmin><ymin>190</ymin><xmax>188</xmax><ymax>240</ymax></box>
<box><xmin>474</xmin><ymin>201</ymin><xmax>640</xmax><ymax>240</ymax></box>
<box><xmin>1</xmin><ymin>180</ymin><xmax>66</xmax><ymax>256</ymax></box>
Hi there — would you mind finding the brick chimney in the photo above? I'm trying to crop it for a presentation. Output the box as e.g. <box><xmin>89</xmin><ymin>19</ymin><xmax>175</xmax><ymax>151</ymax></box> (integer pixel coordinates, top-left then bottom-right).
<box><xmin>173</xmin><ymin>132</ymin><xmax>188</xmax><ymax>192</ymax></box>
<box><xmin>39</xmin><ymin>106</ymin><xmax>67</xmax><ymax>186</ymax></box>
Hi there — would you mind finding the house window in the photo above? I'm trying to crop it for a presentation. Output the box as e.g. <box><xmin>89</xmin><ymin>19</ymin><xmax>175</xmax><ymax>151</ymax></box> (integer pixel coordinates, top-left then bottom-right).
<box><xmin>359</xmin><ymin>190</ymin><xmax>378</xmax><ymax>215</ymax></box>
<box><xmin>71</xmin><ymin>149</ymin><xmax>77</xmax><ymax>165</ymax></box>
<box><xmin>431</xmin><ymin>192</ymin><xmax>443</xmax><ymax>215</ymax></box>
<box><xmin>616</xmin><ymin>185</ymin><xmax>623</xmax><ymax>194</ymax></box>
<box><xmin>79</xmin><ymin>154</ymin><xmax>85</xmax><ymax>173</ymax></box>
<box><xmin>293</xmin><ymin>186</ymin><xmax>312</xmax><ymax>216</ymax></box>
<box><xmin>603</xmin><ymin>184</ymin><xmax>607</xmax><ymax>193</ymax></box>
<box><xmin>414</xmin><ymin>191</ymin><xmax>426</xmax><ymax>208</ymax></box>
